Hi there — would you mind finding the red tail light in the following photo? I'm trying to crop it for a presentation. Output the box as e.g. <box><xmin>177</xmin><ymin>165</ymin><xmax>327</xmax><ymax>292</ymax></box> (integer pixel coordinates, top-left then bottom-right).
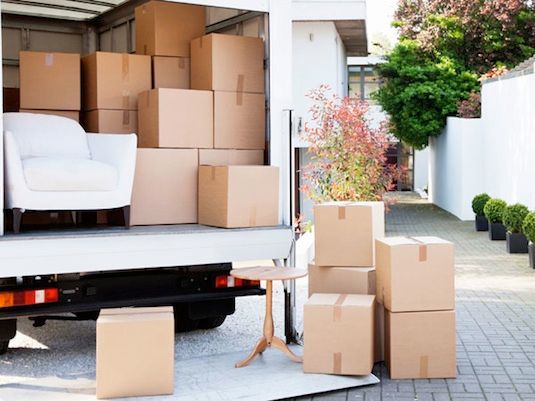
<box><xmin>215</xmin><ymin>275</ymin><xmax>260</xmax><ymax>289</ymax></box>
<box><xmin>0</xmin><ymin>288</ymin><xmax>59</xmax><ymax>308</ymax></box>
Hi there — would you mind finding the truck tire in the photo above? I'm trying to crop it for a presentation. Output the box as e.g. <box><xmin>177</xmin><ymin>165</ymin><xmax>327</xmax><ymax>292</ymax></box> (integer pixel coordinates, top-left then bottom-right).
<box><xmin>199</xmin><ymin>315</ymin><xmax>226</xmax><ymax>329</ymax></box>
<box><xmin>0</xmin><ymin>340</ymin><xmax>9</xmax><ymax>355</ymax></box>
<box><xmin>173</xmin><ymin>304</ymin><xmax>199</xmax><ymax>333</ymax></box>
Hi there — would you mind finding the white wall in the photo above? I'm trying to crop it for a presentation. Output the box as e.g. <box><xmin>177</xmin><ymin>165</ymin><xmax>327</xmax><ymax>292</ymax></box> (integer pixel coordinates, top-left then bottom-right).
<box><xmin>414</xmin><ymin>148</ymin><xmax>429</xmax><ymax>191</ymax></box>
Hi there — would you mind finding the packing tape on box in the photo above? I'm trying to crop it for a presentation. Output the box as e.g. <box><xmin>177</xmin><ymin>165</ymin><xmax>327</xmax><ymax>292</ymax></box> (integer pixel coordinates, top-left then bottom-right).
<box><xmin>419</xmin><ymin>355</ymin><xmax>429</xmax><ymax>377</ymax></box>
<box><xmin>178</xmin><ymin>58</ymin><xmax>185</xmax><ymax>69</ymax></box>
<box><xmin>122</xmin><ymin>110</ymin><xmax>130</xmax><ymax>126</ymax></box>
<box><xmin>249</xmin><ymin>206</ymin><xmax>257</xmax><ymax>227</ymax></box>
<box><xmin>338</xmin><ymin>206</ymin><xmax>346</xmax><ymax>220</ymax></box>
<box><xmin>409</xmin><ymin>237</ymin><xmax>427</xmax><ymax>262</ymax></box>
<box><xmin>333</xmin><ymin>352</ymin><xmax>342</xmax><ymax>374</ymax></box>
<box><xmin>122</xmin><ymin>90</ymin><xmax>131</xmax><ymax>110</ymax></box>
<box><xmin>122</xmin><ymin>54</ymin><xmax>130</xmax><ymax>81</ymax></box>
<box><xmin>45</xmin><ymin>53</ymin><xmax>54</xmax><ymax>66</ymax></box>
<box><xmin>236</xmin><ymin>75</ymin><xmax>245</xmax><ymax>106</ymax></box>
<box><xmin>333</xmin><ymin>294</ymin><xmax>347</xmax><ymax>322</ymax></box>
<box><xmin>210</xmin><ymin>166</ymin><xmax>216</xmax><ymax>180</ymax></box>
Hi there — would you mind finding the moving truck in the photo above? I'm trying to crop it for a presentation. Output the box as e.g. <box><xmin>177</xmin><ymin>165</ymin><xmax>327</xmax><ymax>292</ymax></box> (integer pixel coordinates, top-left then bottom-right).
<box><xmin>0</xmin><ymin>0</ymin><xmax>296</xmax><ymax>353</ymax></box>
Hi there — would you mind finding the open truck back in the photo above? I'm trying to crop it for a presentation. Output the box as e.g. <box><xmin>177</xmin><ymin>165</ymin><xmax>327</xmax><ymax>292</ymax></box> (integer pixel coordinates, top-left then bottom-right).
<box><xmin>0</xmin><ymin>0</ymin><xmax>296</xmax><ymax>353</ymax></box>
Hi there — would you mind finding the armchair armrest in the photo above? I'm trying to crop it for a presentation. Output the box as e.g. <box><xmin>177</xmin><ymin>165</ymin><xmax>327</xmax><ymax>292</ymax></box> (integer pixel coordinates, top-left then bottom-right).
<box><xmin>3</xmin><ymin>130</ymin><xmax>29</xmax><ymax>208</ymax></box>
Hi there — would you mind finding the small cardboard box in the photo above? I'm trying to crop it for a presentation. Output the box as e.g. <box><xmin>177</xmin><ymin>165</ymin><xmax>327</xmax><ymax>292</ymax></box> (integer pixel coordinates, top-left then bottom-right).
<box><xmin>82</xmin><ymin>110</ymin><xmax>137</xmax><ymax>134</ymax></box>
<box><xmin>82</xmin><ymin>52</ymin><xmax>151</xmax><ymax>111</ymax></box>
<box><xmin>138</xmin><ymin>88</ymin><xmax>213</xmax><ymax>148</ymax></box>
<box><xmin>214</xmin><ymin>91</ymin><xmax>265</xmax><ymax>150</ymax></box>
<box><xmin>385</xmin><ymin>309</ymin><xmax>456</xmax><ymax>379</ymax></box>
<box><xmin>304</xmin><ymin>293</ymin><xmax>375</xmax><ymax>375</ymax></box>
<box><xmin>96</xmin><ymin>307</ymin><xmax>174</xmax><ymax>399</ymax></box>
<box><xmin>19</xmin><ymin>51</ymin><xmax>80</xmax><ymax>110</ymax></box>
<box><xmin>20</xmin><ymin>109</ymin><xmax>80</xmax><ymax>122</ymax></box>
<box><xmin>136</xmin><ymin>1</ymin><xmax>205</xmax><ymax>57</ymax></box>
<box><xmin>191</xmin><ymin>33</ymin><xmax>264</xmax><ymax>93</ymax></box>
<box><xmin>199</xmin><ymin>149</ymin><xmax>264</xmax><ymax>166</ymax></box>
<box><xmin>314</xmin><ymin>201</ymin><xmax>385</xmax><ymax>267</ymax></box>
<box><xmin>375</xmin><ymin>236</ymin><xmax>455</xmax><ymax>312</ymax></box>
<box><xmin>153</xmin><ymin>56</ymin><xmax>190</xmax><ymax>89</ymax></box>
<box><xmin>131</xmin><ymin>148</ymin><xmax>198</xmax><ymax>225</ymax></box>
<box><xmin>198</xmin><ymin>165</ymin><xmax>278</xmax><ymax>228</ymax></box>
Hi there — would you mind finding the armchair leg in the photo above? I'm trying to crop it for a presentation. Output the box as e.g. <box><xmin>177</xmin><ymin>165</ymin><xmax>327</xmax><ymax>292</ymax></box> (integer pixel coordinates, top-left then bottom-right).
<box><xmin>123</xmin><ymin>206</ymin><xmax>131</xmax><ymax>229</ymax></box>
<box><xmin>13</xmin><ymin>208</ymin><xmax>23</xmax><ymax>234</ymax></box>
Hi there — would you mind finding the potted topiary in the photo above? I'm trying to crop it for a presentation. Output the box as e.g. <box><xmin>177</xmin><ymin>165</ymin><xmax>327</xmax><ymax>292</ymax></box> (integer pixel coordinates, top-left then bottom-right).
<box><xmin>502</xmin><ymin>204</ymin><xmax>529</xmax><ymax>253</ymax></box>
<box><xmin>472</xmin><ymin>193</ymin><xmax>490</xmax><ymax>231</ymax></box>
<box><xmin>522</xmin><ymin>212</ymin><xmax>535</xmax><ymax>268</ymax></box>
<box><xmin>484</xmin><ymin>198</ymin><xmax>507</xmax><ymax>240</ymax></box>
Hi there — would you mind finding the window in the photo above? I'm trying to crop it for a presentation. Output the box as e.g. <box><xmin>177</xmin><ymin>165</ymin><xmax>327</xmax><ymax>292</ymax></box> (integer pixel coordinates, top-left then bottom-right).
<box><xmin>348</xmin><ymin>65</ymin><xmax>380</xmax><ymax>101</ymax></box>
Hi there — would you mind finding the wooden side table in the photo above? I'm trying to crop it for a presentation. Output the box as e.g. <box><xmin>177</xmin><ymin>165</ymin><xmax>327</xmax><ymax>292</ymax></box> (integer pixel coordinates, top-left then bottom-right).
<box><xmin>230</xmin><ymin>266</ymin><xmax>308</xmax><ymax>368</ymax></box>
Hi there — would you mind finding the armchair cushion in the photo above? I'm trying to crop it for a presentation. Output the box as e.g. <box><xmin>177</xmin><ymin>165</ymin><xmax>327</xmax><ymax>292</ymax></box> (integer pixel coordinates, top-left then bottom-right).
<box><xmin>22</xmin><ymin>157</ymin><xmax>118</xmax><ymax>192</ymax></box>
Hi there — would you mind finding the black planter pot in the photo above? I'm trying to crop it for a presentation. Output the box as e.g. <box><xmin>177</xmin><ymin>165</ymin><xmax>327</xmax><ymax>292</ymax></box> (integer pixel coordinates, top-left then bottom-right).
<box><xmin>489</xmin><ymin>221</ymin><xmax>507</xmax><ymax>240</ymax></box>
<box><xmin>475</xmin><ymin>215</ymin><xmax>489</xmax><ymax>231</ymax></box>
<box><xmin>530</xmin><ymin>243</ymin><xmax>535</xmax><ymax>269</ymax></box>
<box><xmin>506</xmin><ymin>232</ymin><xmax>528</xmax><ymax>253</ymax></box>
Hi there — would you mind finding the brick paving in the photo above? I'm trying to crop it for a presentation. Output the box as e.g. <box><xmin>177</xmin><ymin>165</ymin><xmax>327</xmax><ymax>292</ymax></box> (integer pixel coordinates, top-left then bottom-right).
<box><xmin>290</xmin><ymin>193</ymin><xmax>535</xmax><ymax>401</ymax></box>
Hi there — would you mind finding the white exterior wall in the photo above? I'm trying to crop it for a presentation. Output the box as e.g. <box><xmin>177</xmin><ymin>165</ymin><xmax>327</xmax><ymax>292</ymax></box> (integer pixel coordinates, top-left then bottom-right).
<box><xmin>414</xmin><ymin>148</ymin><xmax>429</xmax><ymax>191</ymax></box>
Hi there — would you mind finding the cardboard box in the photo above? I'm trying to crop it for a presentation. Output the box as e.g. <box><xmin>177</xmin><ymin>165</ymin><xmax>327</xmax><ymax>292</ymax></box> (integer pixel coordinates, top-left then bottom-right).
<box><xmin>385</xmin><ymin>310</ymin><xmax>456</xmax><ymax>379</ymax></box>
<box><xmin>153</xmin><ymin>56</ymin><xmax>190</xmax><ymax>89</ymax></box>
<box><xmin>131</xmin><ymin>148</ymin><xmax>198</xmax><ymax>225</ymax></box>
<box><xmin>82</xmin><ymin>52</ymin><xmax>151</xmax><ymax>111</ymax></box>
<box><xmin>314</xmin><ymin>201</ymin><xmax>385</xmax><ymax>267</ymax></box>
<box><xmin>138</xmin><ymin>88</ymin><xmax>213</xmax><ymax>148</ymax></box>
<box><xmin>198</xmin><ymin>165</ymin><xmax>278</xmax><ymax>228</ymax></box>
<box><xmin>191</xmin><ymin>34</ymin><xmax>264</xmax><ymax>93</ymax></box>
<box><xmin>198</xmin><ymin>149</ymin><xmax>264</xmax><ymax>166</ymax></box>
<box><xmin>304</xmin><ymin>293</ymin><xmax>375</xmax><ymax>375</ymax></box>
<box><xmin>83</xmin><ymin>110</ymin><xmax>137</xmax><ymax>134</ymax></box>
<box><xmin>19</xmin><ymin>51</ymin><xmax>80</xmax><ymax>110</ymax></box>
<box><xmin>135</xmin><ymin>1</ymin><xmax>205</xmax><ymax>57</ymax></box>
<box><xmin>214</xmin><ymin>91</ymin><xmax>265</xmax><ymax>149</ymax></box>
<box><xmin>19</xmin><ymin>109</ymin><xmax>80</xmax><ymax>123</ymax></box>
<box><xmin>375</xmin><ymin>236</ymin><xmax>455</xmax><ymax>312</ymax></box>
<box><xmin>96</xmin><ymin>306</ymin><xmax>174</xmax><ymax>399</ymax></box>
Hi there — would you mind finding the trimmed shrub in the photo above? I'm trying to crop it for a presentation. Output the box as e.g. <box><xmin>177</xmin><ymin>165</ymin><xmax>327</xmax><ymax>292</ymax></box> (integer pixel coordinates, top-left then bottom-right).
<box><xmin>484</xmin><ymin>198</ymin><xmax>507</xmax><ymax>223</ymax></box>
<box><xmin>522</xmin><ymin>212</ymin><xmax>535</xmax><ymax>243</ymax></box>
<box><xmin>503</xmin><ymin>204</ymin><xmax>529</xmax><ymax>233</ymax></box>
<box><xmin>472</xmin><ymin>193</ymin><xmax>491</xmax><ymax>216</ymax></box>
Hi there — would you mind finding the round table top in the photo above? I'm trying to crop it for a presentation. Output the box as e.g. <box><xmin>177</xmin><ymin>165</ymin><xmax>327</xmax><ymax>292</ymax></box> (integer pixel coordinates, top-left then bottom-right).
<box><xmin>230</xmin><ymin>266</ymin><xmax>308</xmax><ymax>281</ymax></box>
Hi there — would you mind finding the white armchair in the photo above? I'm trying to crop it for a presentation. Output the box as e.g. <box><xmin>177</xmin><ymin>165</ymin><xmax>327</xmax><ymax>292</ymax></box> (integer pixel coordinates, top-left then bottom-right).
<box><xmin>3</xmin><ymin>112</ymin><xmax>137</xmax><ymax>233</ymax></box>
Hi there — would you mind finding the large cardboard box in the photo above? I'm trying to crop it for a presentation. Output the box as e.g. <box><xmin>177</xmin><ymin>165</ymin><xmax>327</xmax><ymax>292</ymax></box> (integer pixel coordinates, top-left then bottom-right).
<box><xmin>20</xmin><ymin>109</ymin><xmax>80</xmax><ymax>122</ymax></box>
<box><xmin>198</xmin><ymin>165</ymin><xmax>278</xmax><ymax>228</ymax></box>
<box><xmin>19</xmin><ymin>51</ymin><xmax>80</xmax><ymax>110</ymax></box>
<box><xmin>314</xmin><ymin>201</ymin><xmax>385</xmax><ymax>267</ymax></box>
<box><xmin>214</xmin><ymin>91</ymin><xmax>265</xmax><ymax>149</ymax></box>
<box><xmin>385</xmin><ymin>310</ymin><xmax>456</xmax><ymax>379</ymax></box>
<box><xmin>191</xmin><ymin>33</ymin><xmax>264</xmax><ymax>93</ymax></box>
<box><xmin>138</xmin><ymin>88</ymin><xmax>213</xmax><ymax>148</ymax></box>
<box><xmin>96</xmin><ymin>307</ymin><xmax>174</xmax><ymax>399</ymax></box>
<box><xmin>82</xmin><ymin>52</ymin><xmax>151</xmax><ymax>111</ymax></box>
<box><xmin>304</xmin><ymin>293</ymin><xmax>375</xmax><ymax>375</ymax></box>
<box><xmin>375</xmin><ymin>236</ymin><xmax>455</xmax><ymax>312</ymax></box>
<box><xmin>131</xmin><ymin>149</ymin><xmax>198</xmax><ymax>225</ymax></box>
<box><xmin>198</xmin><ymin>149</ymin><xmax>264</xmax><ymax>166</ymax></box>
<box><xmin>153</xmin><ymin>56</ymin><xmax>190</xmax><ymax>89</ymax></box>
<box><xmin>135</xmin><ymin>1</ymin><xmax>205</xmax><ymax>57</ymax></box>
<box><xmin>82</xmin><ymin>110</ymin><xmax>137</xmax><ymax>134</ymax></box>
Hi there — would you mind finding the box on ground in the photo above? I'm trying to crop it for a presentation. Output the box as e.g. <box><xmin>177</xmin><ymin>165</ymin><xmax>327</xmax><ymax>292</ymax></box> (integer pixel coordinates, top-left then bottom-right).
<box><xmin>385</xmin><ymin>309</ymin><xmax>456</xmax><ymax>379</ymax></box>
<box><xmin>131</xmin><ymin>148</ymin><xmax>198</xmax><ymax>225</ymax></box>
<box><xmin>136</xmin><ymin>1</ymin><xmax>205</xmax><ymax>57</ymax></box>
<box><xmin>314</xmin><ymin>201</ymin><xmax>385</xmax><ymax>267</ymax></box>
<box><xmin>198</xmin><ymin>165</ymin><xmax>278</xmax><ymax>228</ymax></box>
<box><xmin>96</xmin><ymin>306</ymin><xmax>174</xmax><ymax>399</ymax></box>
<box><xmin>82</xmin><ymin>52</ymin><xmax>151</xmax><ymax>111</ymax></box>
<box><xmin>19</xmin><ymin>51</ymin><xmax>80</xmax><ymax>110</ymax></box>
<box><xmin>83</xmin><ymin>110</ymin><xmax>137</xmax><ymax>134</ymax></box>
<box><xmin>214</xmin><ymin>91</ymin><xmax>265</xmax><ymax>149</ymax></box>
<box><xmin>198</xmin><ymin>149</ymin><xmax>264</xmax><ymax>166</ymax></box>
<box><xmin>191</xmin><ymin>33</ymin><xmax>264</xmax><ymax>93</ymax></box>
<box><xmin>138</xmin><ymin>88</ymin><xmax>213</xmax><ymax>148</ymax></box>
<box><xmin>375</xmin><ymin>236</ymin><xmax>455</xmax><ymax>312</ymax></box>
<box><xmin>20</xmin><ymin>109</ymin><xmax>79</xmax><ymax>122</ymax></box>
<box><xmin>152</xmin><ymin>56</ymin><xmax>190</xmax><ymax>89</ymax></box>
<box><xmin>304</xmin><ymin>293</ymin><xmax>375</xmax><ymax>375</ymax></box>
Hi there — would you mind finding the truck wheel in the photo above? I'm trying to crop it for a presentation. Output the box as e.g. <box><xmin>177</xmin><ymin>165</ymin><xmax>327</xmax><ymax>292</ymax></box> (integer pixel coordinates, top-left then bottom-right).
<box><xmin>173</xmin><ymin>304</ymin><xmax>199</xmax><ymax>333</ymax></box>
<box><xmin>0</xmin><ymin>340</ymin><xmax>9</xmax><ymax>355</ymax></box>
<box><xmin>199</xmin><ymin>315</ymin><xmax>226</xmax><ymax>330</ymax></box>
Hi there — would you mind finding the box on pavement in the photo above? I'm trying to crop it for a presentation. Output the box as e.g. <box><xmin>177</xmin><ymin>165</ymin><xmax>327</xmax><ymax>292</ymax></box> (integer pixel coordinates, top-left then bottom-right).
<box><xmin>81</xmin><ymin>52</ymin><xmax>151</xmax><ymax>111</ymax></box>
<box><xmin>198</xmin><ymin>165</ymin><xmax>278</xmax><ymax>228</ymax></box>
<box><xmin>385</xmin><ymin>309</ymin><xmax>456</xmax><ymax>379</ymax></box>
<box><xmin>82</xmin><ymin>110</ymin><xmax>137</xmax><ymax>134</ymax></box>
<box><xmin>19</xmin><ymin>51</ymin><xmax>80</xmax><ymax>110</ymax></box>
<box><xmin>375</xmin><ymin>236</ymin><xmax>455</xmax><ymax>312</ymax></box>
<box><xmin>20</xmin><ymin>109</ymin><xmax>80</xmax><ymax>122</ymax></box>
<box><xmin>96</xmin><ymin>306</ymin><xmax>174</xmax><ymax>399</ymax></box>
<box><xmin>131</xmin><ymin>148</ymin><xmax>198</xmax><ymax>225</ymax></box>
<box><xmin>135</xmin><ymin>1</ymin><xmax>205</xmax><ymax>57</ymax></box>
<box><xmin>314</xmin><ymin>201</ymin><xmax>385</xmax><ymax>267</ymax></box>
<box><xmin>137</xmin><ymin>88</ymin><xmax>213</xmax><ymax>148</ymax></box>
<box><xmin>199</xmin><ymin>149</ymin><xmax>264</xmax><ymax>166</ymax></box>
<box><xmin>152</xmin><ymin>56</ymin><xmax>190</xmax><ymax>89</ymax></box>
<box><xmin>190</xmin><ymin>33</ymin><xmax>264</xmax><ymax>93</ymax></box>
<box><xmin>304</xmin><ymin>293</ymin><xmax>375</xmax><ymax>375</ymax></box>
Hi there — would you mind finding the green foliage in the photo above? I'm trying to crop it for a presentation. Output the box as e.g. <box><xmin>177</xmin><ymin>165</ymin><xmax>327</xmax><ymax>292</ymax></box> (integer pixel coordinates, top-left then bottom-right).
<box><xmin>484</xmin><ymin>198</ymin><xmax>507</xmax><ymax>224</ymax></box>
<box><xmin>472</xmin><ymin>193</ymin><xmax>491</xmax><ymax>216</ymax></box>
<box><xmin>503</xmin><ymin>204</ymin><xmax>529</xmax><ymax>233</ymax></box>
<box><xmin>522</xmin><ymin>212</ymin><xmax>535</xmax><ymax>243</ymax></box>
